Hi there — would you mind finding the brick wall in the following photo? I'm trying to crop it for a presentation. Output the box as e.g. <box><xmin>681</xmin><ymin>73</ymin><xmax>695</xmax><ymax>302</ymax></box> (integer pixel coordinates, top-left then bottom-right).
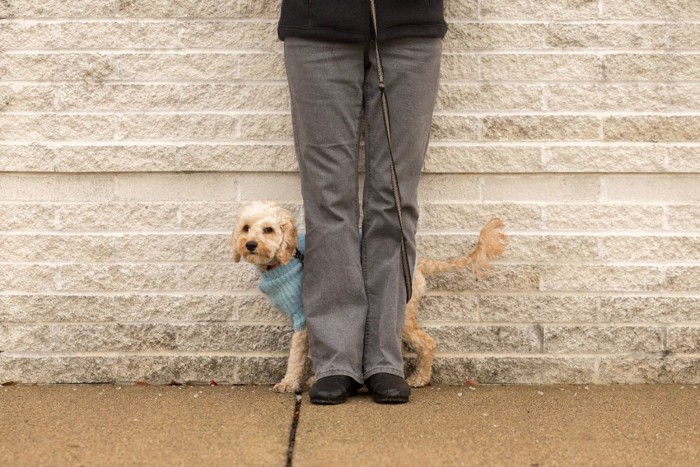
<box><xmin>1</xmin><ymin>0</ymin><xmax>699</xmax><ymax>385</ymax></box>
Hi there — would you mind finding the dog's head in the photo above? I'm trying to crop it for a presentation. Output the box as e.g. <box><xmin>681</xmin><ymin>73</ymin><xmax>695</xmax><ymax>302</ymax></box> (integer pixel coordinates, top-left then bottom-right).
<box><xmin>231</xmin><ymin>201</ymin><xmax>298</xmax><ymax>267</ymax></box>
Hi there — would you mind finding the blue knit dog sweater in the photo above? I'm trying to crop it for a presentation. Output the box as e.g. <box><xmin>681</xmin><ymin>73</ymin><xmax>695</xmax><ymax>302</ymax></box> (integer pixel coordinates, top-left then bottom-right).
<box><xmin>259</xmin><ymin>233</ymin><xmax>306</xmax><ymax>332</ymax></box>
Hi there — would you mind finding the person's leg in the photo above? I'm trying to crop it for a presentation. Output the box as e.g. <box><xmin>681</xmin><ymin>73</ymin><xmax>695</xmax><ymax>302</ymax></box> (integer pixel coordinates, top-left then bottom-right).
<box><xmin>361</xmin><ymin>37</ymin><xmax>442</xmax><ymax>381</ymax></box>
<box><xmin>284</xmin><ymin>37</ymin><xmax>367</xmax><ymax>385</ymax></box>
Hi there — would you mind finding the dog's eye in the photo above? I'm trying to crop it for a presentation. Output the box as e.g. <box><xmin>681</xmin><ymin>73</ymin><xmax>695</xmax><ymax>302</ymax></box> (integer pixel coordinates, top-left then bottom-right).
<box><xmin>263</xmin><ymin>227</ymin><xmax>274</xmax><ymax>234</ymax></box>
<box><xmin>242</xmin><ymin>225</ymin><xmax>249</xmax><ymax>233</ymax></box>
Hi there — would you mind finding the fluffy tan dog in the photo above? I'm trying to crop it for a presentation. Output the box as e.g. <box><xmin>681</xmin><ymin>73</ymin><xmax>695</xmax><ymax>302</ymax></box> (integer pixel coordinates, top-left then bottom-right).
<box><xmin>232</xmin><ymin>200</ymin><xmax>507</xmax><ymax>392</ymax></box>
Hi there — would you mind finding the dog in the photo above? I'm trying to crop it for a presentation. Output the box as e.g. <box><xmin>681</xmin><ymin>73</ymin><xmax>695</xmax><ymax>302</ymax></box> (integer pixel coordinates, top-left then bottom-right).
<box><xmin>231</xmin><ymin>200</ymin><xmax>507</xmax><ymax>392</ymax></box>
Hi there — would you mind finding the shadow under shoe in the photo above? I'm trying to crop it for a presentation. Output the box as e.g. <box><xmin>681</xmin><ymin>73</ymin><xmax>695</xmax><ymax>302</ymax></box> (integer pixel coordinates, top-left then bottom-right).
<box><xmin>309</xmin><ymin>375</ymin><xmax>362</xmax><ymax>405</ymax></box>
<box><xmin>366</xmin><ymin>373</ymin><xmax>410</xmax><ymax>404</ymax></box>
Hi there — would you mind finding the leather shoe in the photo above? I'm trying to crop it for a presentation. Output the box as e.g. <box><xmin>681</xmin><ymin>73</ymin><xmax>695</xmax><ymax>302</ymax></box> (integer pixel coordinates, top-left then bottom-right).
<box><xmin>366</xmin><ymin>373</ymin><xmax>410</xmax><ymax>404</ymax></box>
<box><xmin>309</xmin><ymin>375</ymin><xmax>361</xmax><ymax>405</ymax></box>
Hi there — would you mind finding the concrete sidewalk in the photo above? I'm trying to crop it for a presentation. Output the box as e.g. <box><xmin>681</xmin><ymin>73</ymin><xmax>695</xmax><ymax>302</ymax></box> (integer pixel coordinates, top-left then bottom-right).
<box><xmin>1</xmin><ymin>384</ymin><xmax>699</xmax><ymax>466</ymax></box>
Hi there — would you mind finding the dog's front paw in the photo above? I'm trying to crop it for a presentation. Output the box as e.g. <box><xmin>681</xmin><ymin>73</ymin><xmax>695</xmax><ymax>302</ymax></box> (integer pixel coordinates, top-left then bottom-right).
<box><xmin>273</xmin><ymin>380</ymin><xmax>300</xmax><ymax>393</ymax></box>
<box><xmin>406</xmin><ymin>374</ymin><xmax>431</xmax><ymax>388</ymax></box>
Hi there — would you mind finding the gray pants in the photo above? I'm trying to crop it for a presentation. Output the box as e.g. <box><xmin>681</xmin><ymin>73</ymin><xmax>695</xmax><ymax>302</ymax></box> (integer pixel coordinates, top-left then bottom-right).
<box><xmin>284</xmin><ymin>36</ymin><xmax>442</xmax><ymax>384</ymax></box>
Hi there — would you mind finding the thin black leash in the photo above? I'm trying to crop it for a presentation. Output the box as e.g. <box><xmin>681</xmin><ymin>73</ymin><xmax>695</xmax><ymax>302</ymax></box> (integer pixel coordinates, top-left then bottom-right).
<box><xmin>369</xmin><ymin>0</ymin><xmax>413</xmax><ymax>303</ymax></box>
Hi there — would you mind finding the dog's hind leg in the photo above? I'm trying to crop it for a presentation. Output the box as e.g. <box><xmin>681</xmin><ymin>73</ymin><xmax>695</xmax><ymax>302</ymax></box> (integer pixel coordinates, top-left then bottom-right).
<box><xmin>273</xmin><ymin>328</ymin><xmax>309</xmax><ymax>393</ymax></box>
<box><xmin>402</xmin><ymin>273</ymin><xmax>436</xmax><ymax>387</ymax></box>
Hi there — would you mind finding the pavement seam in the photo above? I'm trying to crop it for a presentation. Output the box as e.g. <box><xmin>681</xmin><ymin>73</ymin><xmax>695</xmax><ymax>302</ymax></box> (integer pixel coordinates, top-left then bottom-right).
<box><xmin>285</xmin><ymin>394</ymin><xmax>302</xmax><ymax>467</ymax></box>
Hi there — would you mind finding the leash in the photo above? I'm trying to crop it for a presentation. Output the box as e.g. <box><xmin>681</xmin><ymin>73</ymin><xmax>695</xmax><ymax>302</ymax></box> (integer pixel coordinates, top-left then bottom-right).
<box><xmin>369</xmin><ymin>0</ymin><xmax>413</xmax><ymax>303</ymax></box>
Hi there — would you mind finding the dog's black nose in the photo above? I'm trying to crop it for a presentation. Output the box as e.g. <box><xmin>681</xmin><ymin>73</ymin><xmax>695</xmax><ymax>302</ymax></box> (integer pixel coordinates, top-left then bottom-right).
<box><xmin>245</xmin><ymin>241</ymin><xmax>257</xmax><ymax>252</ymax></box>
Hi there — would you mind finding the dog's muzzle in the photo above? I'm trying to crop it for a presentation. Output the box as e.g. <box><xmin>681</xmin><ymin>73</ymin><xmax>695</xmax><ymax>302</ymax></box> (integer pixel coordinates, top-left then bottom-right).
<box><xmin>245</xmin><ymin>241</ymin><xmax>257</xmax><ymax>252</ymax></box>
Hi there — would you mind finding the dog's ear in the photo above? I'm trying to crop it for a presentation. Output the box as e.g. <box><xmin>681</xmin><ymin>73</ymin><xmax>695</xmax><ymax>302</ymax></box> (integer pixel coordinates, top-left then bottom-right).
<box><xmin>276</xmin><ymin>210</ymin><xmax>298</xmax><ymax>265</ymax></box>
<box><xmin>231</xmin><ymin>235</ymin><xmax>241</xmax><ymax>262</ymax></box>
<box><xmin>231</xmin><ymin>209</ymin><xmax>243</xmax><ymax>263</ymax></box>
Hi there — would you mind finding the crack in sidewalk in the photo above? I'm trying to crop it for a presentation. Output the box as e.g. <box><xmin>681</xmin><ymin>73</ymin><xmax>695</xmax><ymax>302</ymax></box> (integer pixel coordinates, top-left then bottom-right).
<box><xmin>286</xmin><ymin>394</ymin><xmax>303</xmax><ymax>467</ymax></box>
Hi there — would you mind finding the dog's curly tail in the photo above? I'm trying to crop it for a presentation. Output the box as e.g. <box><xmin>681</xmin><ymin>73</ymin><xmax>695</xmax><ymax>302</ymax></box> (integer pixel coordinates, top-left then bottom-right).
<box><xmin>418</xmin><ymin>217</ymin><xmax>508</xmax><ymax>278</ymax></box>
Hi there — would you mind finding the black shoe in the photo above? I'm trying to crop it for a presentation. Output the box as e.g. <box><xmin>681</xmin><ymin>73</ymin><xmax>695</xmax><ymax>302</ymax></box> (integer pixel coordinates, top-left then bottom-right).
<box><xmin>309</xmin><ymin>376</ymin><xmax>361</xmax><ymax>405</ymax></box>
<box><xmin>366</xmin><ymin>373</ymin><xmax>410</xmax><ymax>404</ymax></box>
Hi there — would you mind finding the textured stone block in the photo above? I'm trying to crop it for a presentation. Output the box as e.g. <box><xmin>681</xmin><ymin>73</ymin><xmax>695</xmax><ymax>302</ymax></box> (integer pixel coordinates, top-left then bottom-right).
<box><xmin>58</xmin><ymin>263</ymin><xmax>258</xmax><ymax>292</ymax></box>
<box><xmin>0</xmin><ymin>114</ymin><xmax>115</xmax><ymax>140</ymax></box>
<box><xmin>603</xmin><ymin>0</ymin><xmax>700</xmax><ymax>19</ymax></box>
<box><xmin>666</xmin><ymin>267</ymin><xmax>700</xmax><ymax>292</ymax></box>
<box><xmin>234</xmin><ymin>356</ymin><xmax>287</xmax><ymax>384</ymax></box>
<box><xmin>181</xmin><ymin>21</ymin><xmax>278</xmax><ymax>50</ymax></box>
<box><xmin>175</xmin><ymin>233</ymin><xmax>231</xmax><ymax>262</ymax></box>
<box><xmin>0</xmin><ymin>323</ymin><xmax>177</xmax><ymax>352</ymax></box>
<box><xmin>505</xmin><ymin>234</ymin><xmax>598</xmax><ymax>262</ymax></box>
<box><xmin>0</xmin><ymin>294</ymin><xmax>115</xmax><ymax>323</ymax></box>
<box><xmin>0</xmin><ymin>356</ymin><xmax>114</xmax><ymax>384</ymax></box>
<box><xmin>114</xmin><ymin>355</ymin><xmax>238</xmax><ymax>384</ymax></box>
<box><xmin>444</xmin><ymin>0</ymin><xmax>478</xmax><ymax>19</ymax></box>
<box><xmin>417</xmin><ymin>174</ymin><xmax>480</xmax><ymax>201</ymax></box>
<box><xmin>482</xmin><ymin>116</ymin><xmax>600</xmax><ymax>141</ymax></box>
<box><xmin>0</xmin><ymin>22</ymin><xmax>60</xmax><ymax>50</ymax></box>
<box><xmin>427</xmin><ymin>324</ymin><xmax>540</xmax><ymax>352</ymax></box>
<box><xmin>475</xmin><ymin>357</ymin><xmax>596</xmax><ymax>384</ymax></box>
<box><xmin>56</xmin><ymin>21</ymin><xmax>179</xmax><ymax>49</ymax></box>
<box><xmin>437</xmin><ymin>84</ymin><xmax>542</xmax><ymax>111</ymax></box>
<box><xmin>430</xmin><ymin>115</ymin><xmax>480</xmax><ymax>141</ymax></box>
<box><xmin>601</xmin><ymin>296</ymin><xmax>700</xmax><ymax>324</ymax></box>
<box><xmin>55</xmin><ymin>145</ymin><xmax>178</xmax><ymax>172</ymax></box>
<box><xmin>481</xmin><ymin>0</ymin><xmax>599</xmax><ymax>19</ymax></box>
<box><xmin>481</xmin><ymin>54</ymin><xmax>602</xmax><ymax>81</ymax></box>
<box><xmin>114</xmin><ymin>173</ymin><xmax>237</xmax><ymax>202</ymax></box>
<box><xmin>0</xmin><ymin>85</ymin><xmax>54</xmax><ymax>112</ymax></box>
<box><xmin>53</xmin><ymin>84</ymin><xmax>180</xmax><ymax>112</ymax></box>
<box><xmin>175</xmin><ymin>324</ymin><xmax>292</xmax><ymax>352</ymax></box>
<box><xmin>238</xmin><ymin>0</ymin><xmax>280</xmax><ymax>19</ymax></box>
<box><xmin>58</xmin><ymin>202</ymin><xmax>179</xmax><ymax>231</ymax></box>
<box><xmin>547</xmin><ymin>84</ymin><xmax>667</xmax><ymax>111</ymax></box>
<box><xmin>599</xmin><ymin>356</ymin><xmax>700</xmax><ymax>384</ymax></box>
<box><xmin>546</xmin><ymin>24</ymin><xmax>666</xmax><ymax>49</ymax></box>
<box><xmin>238</xmin><ymin>173</ymin><xmax>302</xmax><ymax>201</ymax></box>
<box><xmin>604</xmin><ymin>175</ymin><xmax>700</xmax><ymax>203</ymax></box>
<box><xmin>0</xmin><ymin>234</ymin><xmax>113</xmax><ymax>262</ymax></box>
<box><xmin>238</xmin><ymin>52</ymin><xmax>286</xmax><ymax>80</ymax></box>
<box><xmin>668</xmin><ymin>25</ymin><xmax>700</xmax><ymax>48</ymax></box>
<box><xmin>178</xmin><ymin>144</ymin><xmax>297</xmax><ymax>172</ymax></box>
<box><xmin>7</xmin><ymin>0</ymin><xmax>115</xmax><ymax>18</ymax></box>
<box><xmin>542</xmin><ymin>265</ymin><xmax>663</xmax><ymax>292</ymax></box>
<box><xmin>0</xmin><ymin>203</ymin><xmax>56</xmax><ymax>231</ymax></box>
<box><xmin>482</xmin><ymin>175</ymin><xmax>599</xmax><ymax>202</ymax></box>
<box><xmin>605</xmin><ymin>54</ymin><xmax>700</xmax><ymax>81</ymax></box>
<box><xmin>668</xmin><ymin>147</ymin><xmax>700</xmax><ymax>172</ymax></box>
<box><xmin>543</xmin><ymin>204</ymin><xmax>663</xmax><ymax>230</ymax></box>
<box><xmin>544</xmin><ymin>326</ymin><xmax>663</xmax><ymax>353</ymax></box>
<box><xmin>419</xmin><ymin>202</ymin><xmax>541</xmax><ymax>230</ymax></box>
<box><xmin>543</xmin><ymin>145</ymin><xmax>666</xmax><ymax>172</ymax></box>
<box><xmin>117</xmin><ymin>53</ymin><xmax>238</xmax><ymax>81</ymax></box>
<box><xmin>414</xmin><ymin>295</ymin><xmax>479</xmax><ymax>322</ymax></box>
<box><xmin>118</xmin><ymin>114</ymin><xmax>238</xmax><ymax>140</ymax></box>
<box><xmin>180</xmin><ymin>84</ymin><xmax>289</xmax><ymax>111</ymax></box>
<box><xmin>179</xmin><ymin>202</ymin><xmax>241</xmax><ymax>229</ymax></box>
<box><xmin>426</xmin><ymin>265</ymin><xmax>541</xmax><ymax>292</ymax></box>
<box><xmin>0</xmin><ymin>144</ymin><xmax>54</xmax><ymax>171</ymax></box>
<box><xmin>605</xmin><ymin>116</ymin><xmax>700</xmax><ymax>142</ymax></box>
<box><xmin>602</xmin><ymin>235</ymin><xmax>700</xmax><ymax>262</ymax></box>
<box><xmin>0</xmin><ymin>52</ymin><xmax>116</xmax><ymax>81</ymax></box>
<box><xmin>118</xmin><ymin>0</ymin><xmax>237</xmax><ymax>18</ymax></box>
<box><xmin>668</xmin><ymin>327</ymin><xmax>700</xmax><ymax>353</ymax></box>
<box><xmin>1</xmin><ymin>174</ymin><xmax>114</xmax><ymax>201</ymax></box>
<box><xmin>424</xmin><ymin>145</ymin><xmax>543</xmax><ymax>173</ymax></box>
<box><xmin>444</xmin><ymin>23</ymin><xmax>545</xmax><ymax>51</ymax></box>
<box><xmin>238</xmin><ymin>114</ymin><xmax>291</xmax><ymax>140</ymax></box>
<box><xmin>479</xmin><ymin>295</ymin><xmax>598</xmax><ymax>323</ymax></box>
<box><xmin>667</xmin><ymin>205</ymin><xmax>700</xmax><ymax>230</ymax></box>
<box><xmin>440</xmin><ymin>54</ymin><xmax>479</xmax><ymax>80</ymax></box>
